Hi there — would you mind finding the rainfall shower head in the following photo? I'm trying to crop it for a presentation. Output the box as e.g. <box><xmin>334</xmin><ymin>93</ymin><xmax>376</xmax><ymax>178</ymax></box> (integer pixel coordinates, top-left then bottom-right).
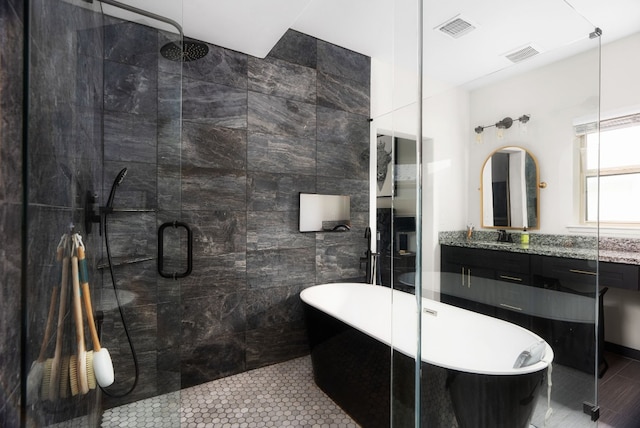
<box><xmin>160</xmin><ymin>41</ymin><xmax>209</xmax><ymax>62</ymax></box>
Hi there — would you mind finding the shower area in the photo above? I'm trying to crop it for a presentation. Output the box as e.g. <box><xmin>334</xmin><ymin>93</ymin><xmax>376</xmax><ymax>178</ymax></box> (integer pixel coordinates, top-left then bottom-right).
<box><xmin>20</xmin><ymin>0</ymin><xmax>371</xmax><ymax>426</ymax></box>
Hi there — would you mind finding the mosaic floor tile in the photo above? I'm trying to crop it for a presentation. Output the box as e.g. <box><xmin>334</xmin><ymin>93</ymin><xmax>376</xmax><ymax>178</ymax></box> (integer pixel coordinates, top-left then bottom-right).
<box><xmin>56</xmin><ymin>354</ymin><xmax>611</xmax><ymax>427</ymax></box>
<box><xmin>101</xmin><ymin>356</ymin><xmax>359</xmax><ymax>428</ymax></box>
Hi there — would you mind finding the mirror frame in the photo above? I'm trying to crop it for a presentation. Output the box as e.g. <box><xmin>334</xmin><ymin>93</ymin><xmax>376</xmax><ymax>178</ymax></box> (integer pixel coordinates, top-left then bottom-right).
<box><xmin>480</xmin><ymin>146</ymin><xmax>541</xmax><ymax>230</ymax></box>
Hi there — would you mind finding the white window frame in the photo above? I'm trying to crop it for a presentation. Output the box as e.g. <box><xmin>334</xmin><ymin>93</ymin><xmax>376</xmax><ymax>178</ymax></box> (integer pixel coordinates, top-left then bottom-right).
<box><xmin>577</xmin><ymin>113</ymin><xmax>640</xmax><ymax>226</ymax></box>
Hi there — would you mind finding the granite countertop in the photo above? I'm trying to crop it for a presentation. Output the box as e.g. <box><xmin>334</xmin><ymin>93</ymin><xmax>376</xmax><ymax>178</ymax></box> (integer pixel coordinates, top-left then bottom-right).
<box><xmin>439</xmin><ymin>231</ymin><xmax>640</xmax><ymax>265</ymax></box>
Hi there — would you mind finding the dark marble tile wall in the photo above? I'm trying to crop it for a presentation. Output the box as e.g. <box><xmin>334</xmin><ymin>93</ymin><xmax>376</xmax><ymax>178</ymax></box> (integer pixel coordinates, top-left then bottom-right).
<box><xmin>22</xmin><ymin>15</ymin><xmax>370</xmax><ymax>414</ymax></box>
<box><xmin>1</xmin><ymin>1</ymin><xmax>24</xmax><ymax>426</ymax></box>
<box><xmin>178</xmin><ymin>28</ymin><xmax>371</xmax><ymax>387</ymax></box>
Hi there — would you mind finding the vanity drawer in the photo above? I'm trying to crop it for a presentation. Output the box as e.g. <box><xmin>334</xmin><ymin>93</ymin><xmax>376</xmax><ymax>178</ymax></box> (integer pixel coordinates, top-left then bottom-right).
<box><xmin>532</xmin><ymin>255</ymin><xmax>639</xmax><ymax>291</ymax></box>
<box><xmin>535</xmin><ymin>255</ymin><xmax>598</xmax><ymax>283</ymax></box>
<box><xmin>441</xmin><ymin>245</ymin><xmax>529</xmax><ymax>273</ymax></box>
<box><xmin>600</xmin><ymin>262</ymin><xmax>639</xmax><ymax>291</ymax></box>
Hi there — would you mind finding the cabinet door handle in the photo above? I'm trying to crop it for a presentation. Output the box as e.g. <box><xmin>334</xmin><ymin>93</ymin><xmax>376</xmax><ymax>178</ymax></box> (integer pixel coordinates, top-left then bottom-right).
<box><xmin>461</xmin><ymin>267</ymin><xmax>465</xmax><ymax>286</ymax></box>
<box><xmin>499</xmin><ymin>275</ymin><xmax>523</xmax><ymax>282</ymax></box>
<box><xmin>468</xmin><ymin>269</ymin><xmax>471</xmax><ymax>288</ymax></box>
<box><xmin>500</xmin><ymin>303</ymin><xmax>523</xmax><ymax>311</ymax></box>
<box><xmin>569</xmin><ymin>269</ymin><xmax>597</xmax><ymax>276</ymax></box>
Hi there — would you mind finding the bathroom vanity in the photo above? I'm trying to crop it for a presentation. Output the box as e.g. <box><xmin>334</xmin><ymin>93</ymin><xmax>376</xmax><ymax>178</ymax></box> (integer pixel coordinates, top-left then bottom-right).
<box><xmin>439</xmin><ymin>233</ymin><xmax>640</xmax><ymax>376</ymax></box>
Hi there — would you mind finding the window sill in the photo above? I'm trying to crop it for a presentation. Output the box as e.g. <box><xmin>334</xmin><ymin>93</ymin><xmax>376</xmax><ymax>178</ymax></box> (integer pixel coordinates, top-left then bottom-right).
<box><xmin>566</xmin><ymin>224</ymin><xmax>640</xmax><ymax>238</ymax></box>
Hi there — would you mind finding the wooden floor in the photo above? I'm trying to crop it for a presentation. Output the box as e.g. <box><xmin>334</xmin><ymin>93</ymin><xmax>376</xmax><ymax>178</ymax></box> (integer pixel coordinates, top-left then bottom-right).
<box><xmin>598</xmin><ymin>352</ymin><xmax>640</xmax><ymax>428</ymax></box>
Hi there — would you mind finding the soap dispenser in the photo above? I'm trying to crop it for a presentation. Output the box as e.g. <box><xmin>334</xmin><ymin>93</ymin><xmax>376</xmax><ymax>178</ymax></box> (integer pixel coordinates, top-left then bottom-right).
<box><xmin>521</xmin><ymin>228</ymin><xmax>529</xmax><ymax>248</ymax></box>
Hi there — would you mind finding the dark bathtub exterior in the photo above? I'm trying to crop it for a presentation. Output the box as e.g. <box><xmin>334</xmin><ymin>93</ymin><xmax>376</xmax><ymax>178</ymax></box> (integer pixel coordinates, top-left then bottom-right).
<box><xmin>303</xmin><ymin>303</ymin><xmax>546</xmax><ymax>428</ymax></box>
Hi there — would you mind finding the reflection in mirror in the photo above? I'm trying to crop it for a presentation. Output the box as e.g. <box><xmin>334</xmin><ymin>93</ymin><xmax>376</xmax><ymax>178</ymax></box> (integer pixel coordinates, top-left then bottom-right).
<box><xmin>299</xmin><ymin>193</ymin><xmax>351</xmax><ymax>232</ymax></box>
<box><xmin>376</xmin><ymin>134</ymin><xmax>417</xmax><ymax>290</ymax></box>
<box><xmin>481</xmin><ymin>146</ymin><xmax>539</xmax><ymax>229</ymax></box>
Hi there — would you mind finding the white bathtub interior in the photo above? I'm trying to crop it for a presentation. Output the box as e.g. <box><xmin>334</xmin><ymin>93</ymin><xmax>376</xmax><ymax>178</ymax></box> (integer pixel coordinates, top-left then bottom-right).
<box><xmin>300</xmin><ymin>282</ymin><xmax>553</xmax><ymax>376</ymax></box>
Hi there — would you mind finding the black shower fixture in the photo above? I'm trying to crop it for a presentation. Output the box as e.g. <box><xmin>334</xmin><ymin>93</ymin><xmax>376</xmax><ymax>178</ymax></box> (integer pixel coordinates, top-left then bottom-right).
<box><xmin>160</xmin><ymin>41</ymin><xmax>209</xmax><ymax>62</ymax></box>
<box><xmin>84</xmin><ymin>168</ymin><xmax>128</xmax><ymax>235</ymax></box>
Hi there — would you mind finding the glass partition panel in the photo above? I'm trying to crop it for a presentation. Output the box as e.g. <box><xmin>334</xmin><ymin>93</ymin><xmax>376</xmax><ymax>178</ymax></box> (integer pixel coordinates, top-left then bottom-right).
<box><xmin>374</xmin><ymin>106</ymin><xmax>423</xmax><ymax>426</ymax></box>
<box><xmin>95</xmin><ymin>2</ymin><xmax>184</xmax><ymax>426</ymax></box>
<box><xmin>370</xmin><ymin>0</ymin><xmax>422</xmax><ymax>425</ymax></box>
<box><xmin>423</xmin><ymin>0</ymin><xmax>602</xmax><ymax>426</ymax></box>
<box><xmin>26</xmin><ymin>1</ymin><xmax>108</xmax><ymax>425</ymax></box>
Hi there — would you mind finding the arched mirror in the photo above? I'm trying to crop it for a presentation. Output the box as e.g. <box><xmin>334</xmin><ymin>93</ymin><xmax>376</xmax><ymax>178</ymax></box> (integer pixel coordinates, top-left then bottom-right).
<box><xmin>481</xmin><ymin>146</ymin><xmax>541</xmax><ymax>230</ymax></box>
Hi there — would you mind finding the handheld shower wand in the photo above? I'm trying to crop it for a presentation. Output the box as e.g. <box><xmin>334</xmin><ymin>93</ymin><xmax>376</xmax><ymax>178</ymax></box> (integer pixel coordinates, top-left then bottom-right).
<box><xmin>84</xmin><ymin>168</ymin><xmax>128</xmax><ymax>234</ymax></box>
<box><xmin>105</xmin><ymin>168</ymin><xmax>128</xmax><ymax>214</ymax></box>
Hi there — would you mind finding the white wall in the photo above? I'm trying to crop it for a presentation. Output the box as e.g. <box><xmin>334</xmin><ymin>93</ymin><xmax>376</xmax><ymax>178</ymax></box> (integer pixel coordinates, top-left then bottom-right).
<box><xmin>468</xmin><ymin>32</ymin><xmax>640</xmax><ymax>235</ymax></box>
<box><xmin>467</xmin><ymin>32</ymin><xmax>640</xmax><ymax>351</ymax></box>
<box><xmin>468</xmin><ymin>44</ymin><xmax>600</xmax><ymax>233</ymax></box>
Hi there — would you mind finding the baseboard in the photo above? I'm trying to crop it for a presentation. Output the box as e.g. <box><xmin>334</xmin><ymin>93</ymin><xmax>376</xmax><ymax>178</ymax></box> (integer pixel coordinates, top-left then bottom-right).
<box><xmin>605</xmin><ymin>341</ymin><xmax>640</xmax><ymax>361</ymax></box>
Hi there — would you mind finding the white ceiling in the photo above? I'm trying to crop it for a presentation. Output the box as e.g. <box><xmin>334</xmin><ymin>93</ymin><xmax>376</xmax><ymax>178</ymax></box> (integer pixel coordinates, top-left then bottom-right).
<box><xmin>105</xmin><ymin>0</ymin><xmax>640</xmax><ymax>88</ymax></box>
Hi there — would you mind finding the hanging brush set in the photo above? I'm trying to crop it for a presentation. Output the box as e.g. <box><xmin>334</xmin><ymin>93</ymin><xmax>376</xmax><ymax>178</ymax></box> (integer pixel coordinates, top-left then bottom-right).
<box><xmin>26</xmin><ymin>232</ymin><xmax>114</xmax><ymax>404</ymax></box>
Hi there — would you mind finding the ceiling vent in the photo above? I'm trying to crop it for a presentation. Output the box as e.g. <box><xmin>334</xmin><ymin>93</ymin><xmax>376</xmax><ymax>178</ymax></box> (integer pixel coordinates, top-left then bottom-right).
<box><xmin>436</xmin><ymin>15</ymin><xmax>476</xmax><ymax>39</ymax></box>
<box><xmin>504</xmin><ymin>45</ymin><xmax>541</xmax><ymax>63</ymax></box>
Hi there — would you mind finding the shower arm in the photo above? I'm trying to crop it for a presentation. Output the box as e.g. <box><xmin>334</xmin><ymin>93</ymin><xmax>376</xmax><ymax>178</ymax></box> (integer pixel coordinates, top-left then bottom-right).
<box><xmin>90</xmin><ymin>0</ymin><xmax>184</xmax><ymax>38</ymax></box>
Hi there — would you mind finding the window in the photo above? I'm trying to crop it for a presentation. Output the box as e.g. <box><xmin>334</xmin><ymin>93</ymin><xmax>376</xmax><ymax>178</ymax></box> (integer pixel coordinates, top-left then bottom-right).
<box><xmin>579</xmin><ymin>114</ymin><xmax>640</xmax><ymax>224</ymax></box>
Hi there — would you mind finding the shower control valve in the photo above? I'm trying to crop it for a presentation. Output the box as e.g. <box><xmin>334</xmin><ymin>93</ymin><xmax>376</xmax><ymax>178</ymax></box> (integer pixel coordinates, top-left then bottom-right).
<box><xmin>84</xmin><ymin>191</ymin><xmax>102</xmax><ymax>235</ymax></box>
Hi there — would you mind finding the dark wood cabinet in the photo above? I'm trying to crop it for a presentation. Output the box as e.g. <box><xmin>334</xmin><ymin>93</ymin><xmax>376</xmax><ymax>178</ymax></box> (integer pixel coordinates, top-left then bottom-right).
<box><xmin>441</xmin><ymin>245</ymin><xmax>531</xmax><ymax>318</ymax></box>
<box><xmin>439</xmin><ymin>244</ymin><xmax>635</xmax><ymax>376</ymax></box>
<box><xmin>531</xmin><ymin>254</ymin><xmax>639</xmax><ymax>292</ymax></box>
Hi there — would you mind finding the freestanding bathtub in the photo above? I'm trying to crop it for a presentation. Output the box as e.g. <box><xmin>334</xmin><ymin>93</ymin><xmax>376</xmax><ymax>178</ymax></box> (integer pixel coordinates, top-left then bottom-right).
<box><xmin>301</xmin><ymin>282</ymin><xmax>553</xmax><ymax>428</ymax></box>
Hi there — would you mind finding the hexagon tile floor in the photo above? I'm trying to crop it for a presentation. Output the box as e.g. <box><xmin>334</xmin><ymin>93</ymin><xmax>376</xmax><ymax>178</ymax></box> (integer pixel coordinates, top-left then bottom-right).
<box><xmin>100</xmin><ymin>355</ymin><xmax>359</xmax><ymax>428</ymax></box>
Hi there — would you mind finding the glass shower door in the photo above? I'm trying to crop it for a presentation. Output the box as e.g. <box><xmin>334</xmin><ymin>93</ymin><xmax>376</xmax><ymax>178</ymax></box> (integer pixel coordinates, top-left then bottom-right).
<box><xmin>96</xmin><ymin>2</ymin><xmax>186</xmax><ymax>427</ymax></box>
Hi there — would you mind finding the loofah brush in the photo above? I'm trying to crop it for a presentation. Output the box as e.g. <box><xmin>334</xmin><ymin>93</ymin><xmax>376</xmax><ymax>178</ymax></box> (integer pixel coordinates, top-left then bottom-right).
<box><xmin>86</xmin><ymin>350</ymin><xmax>96</xmax><ymax>390</ymax></box>
<box><xmin>40</xmin><ymin>359</ymin><xmax>53</xmax><ymax>401</ymax></box>
<box><xmin>78</xmin><ymin>237</ymin><xmax>114</xmax><ymax>388</ymax></box>
<box><xmin>44</xmin><ymin>235</ymin><xmax>70</xmax><ymax>401</ymax></box>
<box><xmin>69</xmin><ymin>355</ymin><xmax>78</xmax><ymax>396</ymax></box>
<box><xmin>70</xmin><ymin>239</ymin><xmax>89</xmax><ymax>395</ymax></box>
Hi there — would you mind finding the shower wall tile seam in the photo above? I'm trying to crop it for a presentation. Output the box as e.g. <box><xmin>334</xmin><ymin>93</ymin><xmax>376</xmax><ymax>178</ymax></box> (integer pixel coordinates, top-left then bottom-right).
<box><xmin>245</xmin><ymin>169</ymin><xmax>317</xmax><ymax>177</ymax></box>
<box><xmin>177</xmin><ymin>75</ymin><xmax>248</xmax><ymax>91</ymax></box>
<box><xmin>246</xmin><ymin>88</ymin><xmax>318</xmax><ymax>107</ymax></box>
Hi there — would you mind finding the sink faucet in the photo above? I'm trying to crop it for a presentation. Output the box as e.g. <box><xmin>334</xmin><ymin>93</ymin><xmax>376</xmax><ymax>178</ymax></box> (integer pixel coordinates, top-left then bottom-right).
<box><xmin>497</xmin><ymin>229</ymin><xmax>513</xmax><ymax>243</ymax></box>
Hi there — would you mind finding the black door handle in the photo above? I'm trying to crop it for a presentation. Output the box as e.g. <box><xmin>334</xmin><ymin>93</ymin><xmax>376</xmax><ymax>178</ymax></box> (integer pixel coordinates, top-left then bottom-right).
<box><xmin>158</xmin><ymin>221</ymin><xmax>193</xmax><ymax>279</ymax></box>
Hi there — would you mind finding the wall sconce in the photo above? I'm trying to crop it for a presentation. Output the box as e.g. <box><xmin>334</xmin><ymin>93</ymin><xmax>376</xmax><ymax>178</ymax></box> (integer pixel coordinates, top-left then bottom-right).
<box><xmin>475</xmin><ymin>114</ymin><xmax>530</xmax><ymax>141</ymax></box>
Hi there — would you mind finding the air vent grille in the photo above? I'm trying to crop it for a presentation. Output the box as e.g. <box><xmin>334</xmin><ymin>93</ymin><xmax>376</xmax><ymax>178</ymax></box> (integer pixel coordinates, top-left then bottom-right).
<box><xmin>505</xmin><ymin>45</ymin><xmax>540</xmax><ymax>63</ymax></box>
<box><xmin>438</xmin><ymin>17</ymin><xmax>476</xmax><ymax>39</ymax></box>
